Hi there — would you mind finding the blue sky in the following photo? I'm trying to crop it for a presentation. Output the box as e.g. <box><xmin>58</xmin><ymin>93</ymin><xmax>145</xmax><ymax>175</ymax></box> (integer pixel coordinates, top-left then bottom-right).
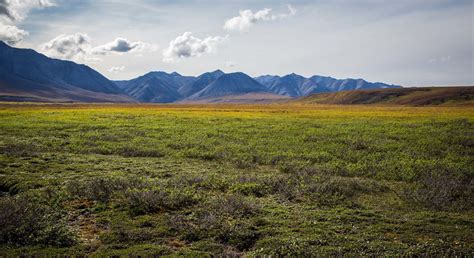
<box><xmin>2</xmin><ymin>0</ymin><xmax>473</xmax><ymax>86</ymax></box>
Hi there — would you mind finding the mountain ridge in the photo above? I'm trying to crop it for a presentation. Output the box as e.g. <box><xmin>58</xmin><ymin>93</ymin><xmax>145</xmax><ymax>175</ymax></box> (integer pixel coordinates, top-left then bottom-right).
<box><xmin>0</xmin><ymin>41</ymin><xmax>133</xmax><ymax>102</ymax></box>
<box><xmin>0</xmin><ymin>41</ymin><xmax>403</xmax><ymax>103</ymax></box>
<box><xmin>186</xmin><ymin>72</ymin><xmax>270</xmax><ymax>100</ymax></box>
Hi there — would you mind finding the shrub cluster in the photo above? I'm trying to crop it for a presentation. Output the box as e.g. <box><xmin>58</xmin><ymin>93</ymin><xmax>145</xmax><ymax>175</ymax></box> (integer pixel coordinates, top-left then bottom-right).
<box><xmin>67</xmin><ymin>177</ymin><xmax>199</xmax><ymax>215</ymax></box>
<box><xmin>66</xmin><ymin>177</ymin><xmax>147</xmax><ymax>203</ymax></box>
<box><xmin>169</xmin><ymin>194</ymin><xmax>261</xmax><ymax>251</ymax></box>
<box><xmin>402</xmin><ymin>169</ymin><xmax>473</xmax><ymax>211</ymax></box>
<box><xmin>124</xmin><ymin>187</ymin><xmax>198</xmax><ymax>215</ymax></box>
<box><xmin>231</xmin><ymin>168</ymin><xmax>387</xmax><ymax>205</ymax></box>
<box><xmin>0</xmin><ymin>195</ymin><xmax>76</xmax><ymax>247</ymax></box>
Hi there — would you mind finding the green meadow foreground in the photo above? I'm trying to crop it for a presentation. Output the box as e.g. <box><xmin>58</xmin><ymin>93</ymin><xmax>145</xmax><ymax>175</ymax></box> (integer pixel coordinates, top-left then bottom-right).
<box><xmin>0</xmin><ymin>103</ymin><xmax>473</xmax><ymax>255</ymax></box>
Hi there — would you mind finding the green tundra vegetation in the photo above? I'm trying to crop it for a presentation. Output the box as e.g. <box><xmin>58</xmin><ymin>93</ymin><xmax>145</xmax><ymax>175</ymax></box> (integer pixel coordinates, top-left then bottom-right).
<box><xmin>0</xmin><ymin>103</ymin><xmax>473</xmax><ymax>256</ymax></box>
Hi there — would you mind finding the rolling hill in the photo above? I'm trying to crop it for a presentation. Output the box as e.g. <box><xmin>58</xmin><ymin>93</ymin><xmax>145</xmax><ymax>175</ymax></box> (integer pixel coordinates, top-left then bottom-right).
<box><xmin>295</xmin><ymin>87</ymin><xmax>474</xmax><ymax>105</ymax></box>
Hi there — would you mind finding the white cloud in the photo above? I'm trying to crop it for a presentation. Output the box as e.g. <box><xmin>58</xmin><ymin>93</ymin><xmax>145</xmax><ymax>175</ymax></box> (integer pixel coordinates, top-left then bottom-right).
<box><xmin>0</xmin><ymin>23</ymin><xmax>27</xmax><ymax>44</ymax></box>
<box><xmin>224</xmin><ymin>4</ymin><xmax>296</xmax><ymax>32</ymax></box>
<box><xmin>0</xmin><ymin>0</ymin><xmax>54</xmax><ymax>45</ymax></box>
<box><xmin>4</xmin><ymin>0</ymin><xmax>55</xmax><ymax>21</ymax></box>
<box><xmin>92</xmin><ymin>38</ymin><xmax>157</xmax><ymax>55</ymax></box>
<box><xmin>162</xmin><ymin>32</ymin><xmax>226</xmax><ymax>62</ymax></box>
<box><xmin>41</xmin><ymin>33</ymin><xmax>91</xmax><ymax>60</ymax></box>
<box><xmin>108</xmin><ymin>66</ymin><xmax>125</xmax><ymax>73</ymax></box>
<box><xmin>40</xmin><ymin>34</ymin><xmax>156</xmax><ymax>61</ymax></box>
<box><xmin>225</xmin><ymin>60</ymin><xmax>236</xmax><ymax>67</ymax></box>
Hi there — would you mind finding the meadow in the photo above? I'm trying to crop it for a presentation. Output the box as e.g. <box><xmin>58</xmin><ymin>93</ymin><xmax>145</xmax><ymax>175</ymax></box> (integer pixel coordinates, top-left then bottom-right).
<box><xmin>0</xmin><ymin>103</ymin><xmax>473</xmax><ymax>255</ymax></box>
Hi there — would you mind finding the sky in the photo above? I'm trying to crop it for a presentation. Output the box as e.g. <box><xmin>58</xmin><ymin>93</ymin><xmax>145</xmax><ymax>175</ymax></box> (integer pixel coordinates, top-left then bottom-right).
<box><xmin>1</xmin><ymin>0</ymin><xmax>473</xmax><ymax>86</ymax></box>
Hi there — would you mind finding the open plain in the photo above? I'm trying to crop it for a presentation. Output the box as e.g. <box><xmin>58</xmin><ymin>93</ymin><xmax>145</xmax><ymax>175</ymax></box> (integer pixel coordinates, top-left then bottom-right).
<box><xmin>0</xmin><ymin>103</ymin><xmax>473</xmax><ymax>256</ymax></box>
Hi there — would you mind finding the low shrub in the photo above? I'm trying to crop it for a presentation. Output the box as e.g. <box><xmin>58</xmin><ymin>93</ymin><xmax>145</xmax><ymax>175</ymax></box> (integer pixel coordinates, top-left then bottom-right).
<box><xmin>207</xmin><ymin>194</ymin><xmax>261</xmax><ymax>218</ymax></box>
<box><xmin>124</xmin><ymin>187</ymin><xmax>198</xmax><ymax>215</ymax></box>
<box><xmin>119</xmin><ymin>146</ymin><xmax>165</xmax><ymax>157</ymax></box>
<box><xmin>231</xmin><ymin>182</ymin><xmax>266</xmax><ymax>197</ymax></box>
<box><xmin>309</xmin><ymin>176</ymin><xmax>388</xmax><ymax>198</ymax></box>
<box><xmin>402</xmin><ymin>170</ymin><xmax>473</xmax><ymax>211</ymax></box>
<box><xmin>0</xmin><ymin>195</ymin><xmax>76</xmax><ymax>247</ymax></box>
<box><xmin>262</xmin><ymin>168</ymin><xmax>387</xmax><ymax>204</ymax></box>
<box><xmin>67</xmin><ymin>176</ymin><xmax>147</xmax><ymax>203</ymax></box>
<box><xmin>169</xmin><ymin>194</ymin><xmax>261</xmax><ymax>251</ymax></box>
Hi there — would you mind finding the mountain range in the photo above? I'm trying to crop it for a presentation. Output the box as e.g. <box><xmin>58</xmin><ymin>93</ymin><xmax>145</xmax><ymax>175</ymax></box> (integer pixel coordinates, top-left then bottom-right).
<box><xmin>0</xmin><ymin>41</ymin><xmax>401</xmax><ymax>103</ymax></box>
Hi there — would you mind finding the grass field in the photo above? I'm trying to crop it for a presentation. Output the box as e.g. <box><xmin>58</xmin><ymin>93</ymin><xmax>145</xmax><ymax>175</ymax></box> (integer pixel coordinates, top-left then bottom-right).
<box><xmin>0</xmin><ymin>103</ymin><xmax>473</xmax><ymax>256</ymax></box>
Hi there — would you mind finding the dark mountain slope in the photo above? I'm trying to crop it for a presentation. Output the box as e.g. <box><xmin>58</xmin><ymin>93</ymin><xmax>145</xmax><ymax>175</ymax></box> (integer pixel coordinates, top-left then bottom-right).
<box><xmin>187</xmin><ymin>72</ymin><xmax>269</xmax><ymax>100</ymax></box>
<box><xmin>0</xmin><ymin>41</ymin><xmax>133</xmax><ymax>102</ymax></box>
<box><xmin>309</xmin><ymin>75</ymin><xmax>400</xmax><ymax>92</ymax></box>
<box><xmin>256</xmin><ymin>73</ymin><xmax>400</xmax><ymax>97</ymax></box>
<box><xmin>118</xmin><ymin>72</ymin><xmax>181</xmax><ymax>103</ymax></box>
<box><xmin>178</xmin><ymin>70</ymin><xmax>224</xmax><ymax>97</ymax></box>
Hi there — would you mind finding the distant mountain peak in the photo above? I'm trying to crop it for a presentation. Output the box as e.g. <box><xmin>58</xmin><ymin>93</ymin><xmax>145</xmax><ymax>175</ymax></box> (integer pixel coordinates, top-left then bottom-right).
<box><xmin>0</xmin><ymin>42</ymin><xmax>401</xmax><ymax>103</ymax></box>
<box><xmin>211</xmin><ymin>69</ymin><xmax>224</xmax><ymax>74</ymax></box>
<box><xmin>186</xmin><ymin>71</ymin><xmax>269</xmax><ymax>100</ymax></box>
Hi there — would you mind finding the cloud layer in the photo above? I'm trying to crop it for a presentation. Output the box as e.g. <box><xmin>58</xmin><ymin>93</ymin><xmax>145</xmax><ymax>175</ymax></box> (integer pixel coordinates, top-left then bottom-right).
<box><xmin>0</xmin><ymin>0</ymin><xmax>55</xmax><ymax>45</ymax></box>
<box><xmin>224</xmin><ymin>5</ymin><xmax>296</xmax><ymax>32</ymax></box>
<box><xmin>162</xmin><ymin>32</ymin><xmax>226</xmax><ymax>62</ymax></box>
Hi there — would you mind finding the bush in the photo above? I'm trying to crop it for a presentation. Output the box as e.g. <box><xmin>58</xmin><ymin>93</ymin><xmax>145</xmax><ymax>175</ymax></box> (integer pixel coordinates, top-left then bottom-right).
<box><xmin>119</xmin><ymin>146</ymin><xmax>165</xmax><ymax>157</ymax></box>
<box><xmin>262</xmin><ymin>168</ymin><xmax>387</xmax><ymax>204</ymax></box>
<box><xmin>308</xmin><ymin>176</ymin><xmax>388</xmax><ymax>198</ymax></box>
<box><xmin>0</xmin><ymin>195</ymin><xmax>76</xmax><ymax>246</ymax></box>
<box><xmin>402</xmin><ymin>170</ymin><xmax>473</xmax><ymax>211</ymax></box>
<box><xmin>124</xmin><ymin>187</ymin><xmax>197</xmax><ymax>215</ymax></box>
<box><xmin>205</xmin><ymin>194</ymin><xmax>261</xmax><ymax>218</ymax></box>
<box><xmin>231</xmin><ymin>182</ymin><xmax>266</xmax><ymax>197</ymax></box>
<box><xmin>169</xmin><ymin>194</ymin><xmax>261</xmax><ymax>251</ymax></box>
<box><xmin>67</xmin><ymin>177</ymin><xmax>147</xmax><ymax>203</ymax></box>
